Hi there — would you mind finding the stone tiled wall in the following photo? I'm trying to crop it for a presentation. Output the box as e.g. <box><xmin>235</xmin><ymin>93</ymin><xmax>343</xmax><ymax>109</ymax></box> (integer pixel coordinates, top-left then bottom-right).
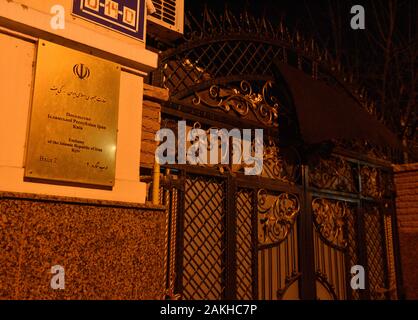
<box><xmin>140</xmin><ymin>84</ymin><xmax>168</xmax><ymax>169</ymax></box>
<box><xmin>394</xmin><ymin>163</ymin><xmax>418</xmax><ymax>300</ymax></box>
<box><xmin>0</xmin><ymin>192</ymin><xmax>166</xmax><ymax>300</ymax></box>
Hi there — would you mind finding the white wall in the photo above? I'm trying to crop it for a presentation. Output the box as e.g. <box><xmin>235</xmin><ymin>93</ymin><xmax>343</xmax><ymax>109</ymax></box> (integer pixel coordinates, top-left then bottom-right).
<box><xmin>0</xmin><ymin>1</ymin><xmax>158</xmax><ymax>203</ymax></box>
<box><xmin>0</xmin><ymin>0</ymin><xmax>156</xmax><ymax>71</ymax></box>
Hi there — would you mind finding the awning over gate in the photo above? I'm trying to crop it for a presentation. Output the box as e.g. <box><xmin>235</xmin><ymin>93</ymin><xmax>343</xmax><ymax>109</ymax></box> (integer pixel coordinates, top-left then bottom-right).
<box><xmin>273</xmin><ymin>61</ymin><xmax>401</xmax><ymax>149</ymax></box>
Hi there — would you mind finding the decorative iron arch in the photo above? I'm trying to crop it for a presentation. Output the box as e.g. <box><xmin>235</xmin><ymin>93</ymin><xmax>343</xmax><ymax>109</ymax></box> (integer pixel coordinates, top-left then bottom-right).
<box><xmin>150</xmin><ymin>7</ymin><xmax>400</xmax><ymax>162</ymax></box>
<box><xmin>151</xmin><ymin>7</ymin><xmax>375</xmax><ymax>120</ymax></box>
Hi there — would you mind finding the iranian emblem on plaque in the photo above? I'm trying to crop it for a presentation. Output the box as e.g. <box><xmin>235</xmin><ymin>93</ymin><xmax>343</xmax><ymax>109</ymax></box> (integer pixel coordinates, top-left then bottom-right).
<box><xmin>24</xmin><ymin>40</ymin><xmax>121</xmax><ymax>188</ymax></box>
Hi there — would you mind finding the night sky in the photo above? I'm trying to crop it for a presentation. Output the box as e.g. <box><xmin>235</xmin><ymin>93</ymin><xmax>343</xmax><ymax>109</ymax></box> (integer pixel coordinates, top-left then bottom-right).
<box><xmin>184</xmin><ymin>0</ymin><xmax>367</xmax><ymax>31</ymax></box>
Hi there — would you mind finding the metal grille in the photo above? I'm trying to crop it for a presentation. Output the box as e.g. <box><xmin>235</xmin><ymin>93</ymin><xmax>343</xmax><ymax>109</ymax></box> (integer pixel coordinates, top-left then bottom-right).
<box><xmin>157</xmin><ymin>11</ymin><xmax>310</xmax><ymax>98</ymax></box>
<box><xmin>182</xmin><ymin>175</ymin><xmax>226</xmax><ymax>299</ymax></box>
<box><xmin>308</xmin><ymin>156</ymin><xmax>358</xmax><ymax>193</ymax></box>
<box><xmin>162</xmin><ymin>41</ymin><xmax>282</xmax><ymax>97</ymax></box>
<box><xmin>236</xmin><ymin>189</ymin><xmax>254</xmax><ymax>300</ymax></box>
<box><xmin>151</xmin><ymin>0</ymin><xmax>176</xmax><ymax>26</ymax></box>
<box><xmin>153</xmin><ymin>9</ymin><xmax>382</xmax><ymax>132</ymax></box>
<box><xmin>364</xmin><ymin>204</ymin><xmax>387</xmax><ymax>300</ymax></box>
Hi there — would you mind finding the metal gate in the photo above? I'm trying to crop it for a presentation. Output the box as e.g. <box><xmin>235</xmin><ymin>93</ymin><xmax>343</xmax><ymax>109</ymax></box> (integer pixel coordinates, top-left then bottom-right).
<box><xmin>160</xmin><ymin>153</ymin><xmax>401</xmax><ymax>300</ymax></box>
<box><xmin>152</xmin><ymin>9</ymin><xmax>402</xmax><ymax>300</ymax></box>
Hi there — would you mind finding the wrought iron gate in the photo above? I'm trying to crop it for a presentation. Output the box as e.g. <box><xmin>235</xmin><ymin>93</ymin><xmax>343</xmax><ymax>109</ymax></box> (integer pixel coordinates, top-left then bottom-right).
<box><xmin>151</xmin><ymin>9</ymin><xmax>402</xmax><ymax>300</ymax></box>
<box><xmin>160</xmin><ymin>155</ymin><xmax>401</xmax><ymax>300</ymax></box>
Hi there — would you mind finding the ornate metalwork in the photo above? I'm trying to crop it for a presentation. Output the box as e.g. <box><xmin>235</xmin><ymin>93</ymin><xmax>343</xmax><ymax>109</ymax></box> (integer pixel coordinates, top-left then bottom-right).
<box><xmin>180</xmin><ymin>8</ymin><xmax>345</xmax><ymax>84</ymax></box>
<box><xmin>312</xmin><ymin>198</ymin><xmax>352</xmax><ymax>300</ymax></box>
<box><xmin>309</xmin><ymin>156</ymin><xmax>357</xmax><ymax>193</ymax></box>
<box><xmin>262</xmin><ymin>139</ymin><xmax>300</xmax><ymax>183</ymax></box>
<box><xmin>153</xmin><ymin>8</ymin><xmax>400</xmax><ymax>161</ymax></box>
<box><xmin>193</xmin><ymin>81</ymin><xmax>279</xmax><ymax>127</ymax></box>
<box><xmin>155</xmin><ymin>7</ymin><xmax>401</xmax><ymax>301</ymax></box>
<box><xmin>154</xmin><ymin>9</ymin><xmax>385</xmax><ymax>133</ymax></box>
<box><xmin>230</xmin><ymin>136</ymin><xmax>300</xmax><ymax>182</ymax></box>
<box><xmin>360</xmin><ymin>166</ymin><xmax>382</xmax><ymax>199</ymax></box>
<box><xmin>263</xmin><ymin>139</ymin><xmax>285</xmax><ymax>180</ymax></box>
<box><xmin>258</xmin><ymin>191</ymin><xmax>300</xmax><ymax>246</ymax></box>
<box><xmin>312</xmin><ymin>198</ymin><xmax>348</xmax><ymax>249</ymax></box>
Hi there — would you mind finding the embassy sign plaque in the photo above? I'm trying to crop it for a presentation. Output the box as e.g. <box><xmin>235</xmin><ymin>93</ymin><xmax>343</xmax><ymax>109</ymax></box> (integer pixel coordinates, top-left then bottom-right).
<box><xmin>72</xmin><ymin>0</ymin><xmax>146</xmax><ymax>41</ymax></box>
<box><xmin>25</xmin><ymin>40</ymin><xmax>120</xmax><ymax>187</ymax></box>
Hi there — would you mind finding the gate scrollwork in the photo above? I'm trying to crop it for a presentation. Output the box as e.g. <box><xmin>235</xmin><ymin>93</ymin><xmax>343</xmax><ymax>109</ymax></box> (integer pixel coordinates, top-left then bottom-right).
<box><xmin>193</xmin><ymin>80</ymin><xmax>280</xmax><ymax>127</ymax></box>
<box><xmin>312</xmin><ymin>198</ymin><xmax>349</xmax><ymax>250</ymax></box>
<box><xmin>258</xmin><ymin>191</ymin><xmax>300</xmax><ymax>246</ymax></box>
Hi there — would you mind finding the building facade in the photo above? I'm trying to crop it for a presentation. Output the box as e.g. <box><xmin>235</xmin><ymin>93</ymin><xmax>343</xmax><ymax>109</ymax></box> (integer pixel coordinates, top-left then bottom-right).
<box><xmin>0</xmin><ymin>0</ymin><xmax>413</xmax><ymax>300</ymax></box>
<box><xmin>0</xmin><ymin>0</ymin><xmax>166</xmax><ymax>299</ymax></box>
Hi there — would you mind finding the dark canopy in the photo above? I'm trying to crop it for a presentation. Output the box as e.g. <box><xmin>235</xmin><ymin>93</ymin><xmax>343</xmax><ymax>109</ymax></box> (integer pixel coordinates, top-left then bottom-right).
<box><xmin>274</xmin><ymin>61</ymin><xmax>401</xmax><ymax>149</ymax></box>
